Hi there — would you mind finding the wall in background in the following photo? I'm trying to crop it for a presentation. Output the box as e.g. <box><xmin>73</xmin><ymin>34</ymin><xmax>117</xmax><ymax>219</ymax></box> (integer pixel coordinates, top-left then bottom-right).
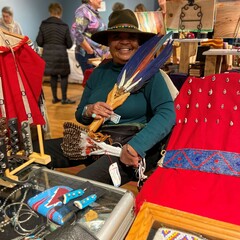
<box><xmin>0</xmin><ymin>0</ymin><xmax>158</xmax><ymax>44</ymax></box>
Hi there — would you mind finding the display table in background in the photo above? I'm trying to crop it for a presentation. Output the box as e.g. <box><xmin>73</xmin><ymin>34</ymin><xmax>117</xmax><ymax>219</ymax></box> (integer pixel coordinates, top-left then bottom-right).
<box><xmin>203</xmin><ymin>49</ymin><xmax>240</xmax><ymax>76</ymax></box>
<box><xmin>175</xmin><ymin>38</ymin><xmax>208</xmax><ymax>74</ymax></box>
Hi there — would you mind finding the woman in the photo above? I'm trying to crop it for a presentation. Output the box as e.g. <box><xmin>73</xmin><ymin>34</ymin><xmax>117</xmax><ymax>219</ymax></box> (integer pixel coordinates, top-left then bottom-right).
<box><xmin>0</xmin><ymin>6</ymin><xmax>23</xmax><ymax>34</ymax></box>
<box><xmin>36</xmin><ymin>3</ymin><xmax>75</xmax><ymax>104</ymax></box>
<box><xmin>35</xmin><ymin>9</ymin><xmax>175</xmax><ymax>186</ymax></box>
<box><xmin>71</xmin><ymin>0</ymin><xmax>109</xmax><ymax>74</ymax></box>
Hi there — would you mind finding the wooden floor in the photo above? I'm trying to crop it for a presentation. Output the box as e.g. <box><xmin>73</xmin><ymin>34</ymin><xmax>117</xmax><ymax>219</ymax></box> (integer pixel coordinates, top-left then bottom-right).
<box><xmin>42</xmin><ymin>81</ymin><xmax>138</xmax><ymax>195</ymax></box>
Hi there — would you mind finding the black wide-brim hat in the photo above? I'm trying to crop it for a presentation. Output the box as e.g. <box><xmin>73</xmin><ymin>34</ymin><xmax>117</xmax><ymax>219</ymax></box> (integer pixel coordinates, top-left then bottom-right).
<box><xmin>91</xmin><ymin>9</ymin><xmax>156</xmax><ymax>46</ymax></box>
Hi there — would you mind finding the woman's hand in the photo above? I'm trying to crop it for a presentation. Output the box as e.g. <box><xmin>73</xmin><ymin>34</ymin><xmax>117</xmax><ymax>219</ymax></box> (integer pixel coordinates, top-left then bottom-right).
<box><xmin>85</xmin><ymin>102</ymin><xmax>113</xmax><ymax>119</ymax></box>
<box><xmin>120</xmin><ymin>144</ymin><xmax>141</xmax><ymax>168</ymax></box>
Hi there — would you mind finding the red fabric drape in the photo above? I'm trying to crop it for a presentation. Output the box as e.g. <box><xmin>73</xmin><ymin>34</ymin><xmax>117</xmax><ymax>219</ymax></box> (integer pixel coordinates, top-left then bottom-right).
<box><xmin>136</xmin><ymin>72</ymin><xmax>240</xmax><ymax>225</ymax></box>
<box><xmin>0</xmin><ymin>37</ymin><xmax>45</xmax><ymax>125</ymax></box>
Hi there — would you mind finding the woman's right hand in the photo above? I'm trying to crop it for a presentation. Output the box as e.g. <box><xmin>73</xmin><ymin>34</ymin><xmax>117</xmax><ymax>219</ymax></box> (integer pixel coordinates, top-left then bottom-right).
<box><xmin>84</xmin><ymin>102</ymin><xmax>114</xmax><ymax>120</ymax></box>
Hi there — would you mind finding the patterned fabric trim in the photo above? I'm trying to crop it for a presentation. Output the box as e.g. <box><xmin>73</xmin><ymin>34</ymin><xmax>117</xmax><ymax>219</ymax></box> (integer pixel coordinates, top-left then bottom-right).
<box><xmin>153</xmin><ymin>227</ymin><xmax>206</xmax><ymax>240</ymax></box>
<box><xmin>163</xmin><ymin>149</ymin><xmax>240</xmax><ymax>176</ymax></box>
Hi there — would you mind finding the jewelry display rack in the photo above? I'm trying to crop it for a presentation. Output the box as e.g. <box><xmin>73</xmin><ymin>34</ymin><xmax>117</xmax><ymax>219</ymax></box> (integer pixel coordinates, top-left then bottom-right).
<box><xmin>0</xmin><ymin>123</ymin><xmax>51</xmax><ymax>188</ymax></box>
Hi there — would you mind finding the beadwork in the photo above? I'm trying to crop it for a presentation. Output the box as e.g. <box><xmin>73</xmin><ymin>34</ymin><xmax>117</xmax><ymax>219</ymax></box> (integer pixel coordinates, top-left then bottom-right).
<box><xmin>108</xmin><ymin>25</ymin><xmax>138</xmax><ymax>30</ymax></box>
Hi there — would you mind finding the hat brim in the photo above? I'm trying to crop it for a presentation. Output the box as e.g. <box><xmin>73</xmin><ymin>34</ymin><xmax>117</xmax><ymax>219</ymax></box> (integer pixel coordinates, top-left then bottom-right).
<box><xmin>91</xmin><ymin>28</ymin><xmax>156</xmax><ymax>46</ymax></box>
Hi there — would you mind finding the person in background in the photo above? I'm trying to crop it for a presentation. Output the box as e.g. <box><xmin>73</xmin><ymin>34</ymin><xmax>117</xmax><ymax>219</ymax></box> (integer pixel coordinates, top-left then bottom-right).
<box><xmin>34</xmin><ymin>9</ymin><xmax>175</xmax><ymax>186</ymax></box>
<box><xmin>157</xmin><ymin>0</ymin><xmax>166</xmax><ymax>18</ymax></box>
<box><xmin>0</xmin><ymin>6</ymin><xmax>23</xmax><ymax>34</ymax></box>
<box><xmin>36</xmin><ymin>3</ymin><xmax>75</xmax><ymax>105</ymax></box>
<box><xmin>112</xmin><ymin>2</ymin><xmax>125</xmax><ymax>12</ymax></box>
<box><xmin>71</xmin><ymin>0</ymin><xmax>109</xmax><ymax>75</ymax></box>
<box><xmin>134</xmin><ymin>3</ymin><xmax>147</xmax><ymax>12</ymax></box>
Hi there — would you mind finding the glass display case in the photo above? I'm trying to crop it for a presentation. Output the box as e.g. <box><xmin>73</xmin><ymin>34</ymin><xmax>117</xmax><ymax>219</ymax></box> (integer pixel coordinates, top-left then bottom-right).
<box><xmin>0</xmin><ymin>166</ymin><xmax>135</xmax><ymax>240</ymax></box>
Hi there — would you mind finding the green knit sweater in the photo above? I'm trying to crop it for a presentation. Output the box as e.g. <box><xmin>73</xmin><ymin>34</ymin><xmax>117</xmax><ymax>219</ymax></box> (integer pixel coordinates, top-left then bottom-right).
<box><xmin>75</xmin><ymin>60</ymin><xmax>176</xmax><ymax>158</ymax></box>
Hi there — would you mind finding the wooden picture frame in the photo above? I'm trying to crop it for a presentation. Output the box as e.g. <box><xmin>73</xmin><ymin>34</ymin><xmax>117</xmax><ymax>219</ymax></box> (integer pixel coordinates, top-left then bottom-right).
<box><xmin>126</xmin><ymin>202</ymin><xmax>240</xmax><ymax>240</ymax></box>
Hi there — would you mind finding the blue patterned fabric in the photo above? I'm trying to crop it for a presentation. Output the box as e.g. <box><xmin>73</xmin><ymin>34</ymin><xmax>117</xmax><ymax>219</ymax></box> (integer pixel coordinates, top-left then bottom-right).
<box><xmin>163</xmin><ymin>149</ymin><xmax>240</xmax><ymax>176</ymax></box>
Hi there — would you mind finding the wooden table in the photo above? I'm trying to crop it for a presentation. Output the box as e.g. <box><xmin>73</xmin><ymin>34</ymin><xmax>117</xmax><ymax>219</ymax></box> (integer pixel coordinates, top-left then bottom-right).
<box><xmin>203</xmin><ymin>49</ymin><xmax>240</xmax><ymax>76</ymax></box>
<box><xmin>175</xmin><ymin>38</ymin><xmax>208</xmax><ymax>73</ymax></box>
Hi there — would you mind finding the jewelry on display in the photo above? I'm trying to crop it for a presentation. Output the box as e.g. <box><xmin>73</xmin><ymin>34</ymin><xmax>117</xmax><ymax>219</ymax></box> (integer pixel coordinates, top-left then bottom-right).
<box><xmin>91</xmin><ymin>113</ymin><xmax>96</xmax><ymax>118</ymax></box>
<box><xmin>0</xmin><ymin>183</ymin><xmax>40</xmax><ymax>236</ymax></box>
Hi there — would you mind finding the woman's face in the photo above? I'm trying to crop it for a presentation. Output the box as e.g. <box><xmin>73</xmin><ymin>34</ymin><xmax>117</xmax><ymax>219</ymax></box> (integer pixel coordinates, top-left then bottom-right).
<box><xmin>108</xmin><ymin>32</ymin><xmax>139</xmax><ymax>65</ymax></box>
<box><xmin>89</xmin><ymin>0</ymin><xmax>102</xmax><ymax>10</ymax></box>
<box><xmin>2</xmin><ymin>12</ymin><xmax>13</xmax><ymax>24</ymax></box>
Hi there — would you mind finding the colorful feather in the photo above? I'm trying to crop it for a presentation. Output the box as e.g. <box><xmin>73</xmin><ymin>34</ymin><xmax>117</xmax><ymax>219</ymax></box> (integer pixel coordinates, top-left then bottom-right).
<box><xmin>117</xmin><ymin>31</ymin><xmax>173</xmax><ymax>92</ymax></box>
<box><xmin>128</xmin><ymin>40</ymin><xmax>174</xmax><ymax>92</ymax></box>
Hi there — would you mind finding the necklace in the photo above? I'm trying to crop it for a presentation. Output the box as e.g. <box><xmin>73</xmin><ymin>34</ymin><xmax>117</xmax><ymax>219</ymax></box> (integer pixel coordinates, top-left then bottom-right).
<box><xmin>0</xmin><ymin>183</ymin><xmax>38</xmax><ymax>234</ymax></box>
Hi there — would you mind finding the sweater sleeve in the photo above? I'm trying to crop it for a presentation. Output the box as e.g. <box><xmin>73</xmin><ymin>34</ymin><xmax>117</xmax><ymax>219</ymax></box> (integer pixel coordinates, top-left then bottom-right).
<box><xmin>128</xmin><ymin>72</ymin><xmax>176</xmax><ymax>158</ymax></box>
<box><xmin>74</xmin><ymin>7</ymin><xmax>89</xmax><ymax>45</ymax></box>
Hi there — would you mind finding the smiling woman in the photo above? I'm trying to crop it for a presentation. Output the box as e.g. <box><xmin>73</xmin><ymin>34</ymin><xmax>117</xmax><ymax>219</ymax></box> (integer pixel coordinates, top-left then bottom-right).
<box><xmin>34</xmin><ymin>9</ymin><xmax>175</xmax><ymax>188</ymax></box>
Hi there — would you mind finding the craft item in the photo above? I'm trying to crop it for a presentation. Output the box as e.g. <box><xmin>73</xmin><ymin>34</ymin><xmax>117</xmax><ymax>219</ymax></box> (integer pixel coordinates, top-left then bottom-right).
<box><xmin>21</xmin><ymin>120</ymin><xmax>33</xmax><ymax>156</ymax></box>
<box><xmin>74</xmin><ymin>194</ymin><xmax>97</xmax><ymax>210</ymax></box>
<box><xmin>84</xmin><ymin>210</ymin><xmax>98</xmax><ymax>222</ymax></box>
<box><xmin>62</xmin><ymin>188</ymin><xmax>86</xmax><ymax>204</ymax></box>
<box><xmin>27</xmin><ymin>186</ymin><xmax>73</xmax><ymax>225</ymax></box>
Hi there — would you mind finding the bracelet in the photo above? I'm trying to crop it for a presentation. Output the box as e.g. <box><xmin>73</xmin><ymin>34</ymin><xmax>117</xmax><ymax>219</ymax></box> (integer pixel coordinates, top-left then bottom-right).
<box><xmin>126</xmin><ymin>144</ymin><xmax>138</xmax><ymax>158</ymax></box>
<box><xmin>82</xmin><ymin>105</ymin><xmax>90</xmax><ymax>118</ymax></box>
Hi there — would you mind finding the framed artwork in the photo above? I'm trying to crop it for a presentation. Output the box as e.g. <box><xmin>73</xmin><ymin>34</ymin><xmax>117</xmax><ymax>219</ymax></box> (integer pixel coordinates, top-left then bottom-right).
<box><xmin>134</xmin><ymin>11</ymin><xmax>166</xmax><ymax>35</ymax></box>
<box><xmin>126</xmin><ymin>202</ymin><xmax>240</xmax><ymax>240</ymax></box>
<box><xmin>166</xmin><ymin>0</ymin><xmax>216</xmax><ymax>33</ymax></box>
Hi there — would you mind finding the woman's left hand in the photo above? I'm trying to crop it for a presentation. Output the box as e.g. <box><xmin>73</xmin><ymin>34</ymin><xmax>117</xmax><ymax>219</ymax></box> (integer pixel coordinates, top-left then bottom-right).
<box><xmin>120</xmin><ymin>144</ymin><xmax>141</xmax><ymax>168</ymax></box>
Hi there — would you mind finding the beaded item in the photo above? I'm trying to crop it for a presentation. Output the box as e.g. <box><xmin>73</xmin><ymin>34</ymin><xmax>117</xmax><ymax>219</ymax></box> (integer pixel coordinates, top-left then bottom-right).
<box><xmin>27</xmin><ymin>186</ymin><xmax>73</xmax><ymax>225</ymax></box>
<box><xmin>108</xmin><ymin>25</ymin><xmax>138</xmax><ymax>30</ymax></box>
<box><xmin>153</xmin><ymin>227</ymin><xmax>206</xmax><ymax>240</ymax></box>
<box><xmin>163</xmin><ymin>149</ymin><xmax>240</xmax><ymax>176</ymax></box>
<box><xmin>136</xmin><ymin>72</ymin><xmax>240</xmax><ymax>226</ymax></box>
<box><xmin>168</xmin><ymin>72</ymin><xmax>240</xmax><ymax>152</ymax></box>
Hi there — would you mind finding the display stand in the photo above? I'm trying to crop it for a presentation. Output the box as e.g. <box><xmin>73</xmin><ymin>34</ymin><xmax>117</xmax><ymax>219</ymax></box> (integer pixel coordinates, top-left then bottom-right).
<box><xmin>175</xmin><ymin>38</ymin><xmax>208</xmax><ymax>73</ymax></box>
<box><xmin>0</xmin><ymin>124</ymin><xmax>51</xmax><ymax>188</ymax></box>
<box><xmin>203</xmin><ymin>49</ymin><xmax>240</xmax><ymax>76</ymax></box>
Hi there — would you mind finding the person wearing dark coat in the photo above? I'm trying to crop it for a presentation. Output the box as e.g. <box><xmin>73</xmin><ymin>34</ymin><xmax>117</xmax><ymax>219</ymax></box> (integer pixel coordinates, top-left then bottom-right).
<box><xmin>36</xmin><ymin>3</ymin><xmax>75</xmax><ymax>104</ymax></box>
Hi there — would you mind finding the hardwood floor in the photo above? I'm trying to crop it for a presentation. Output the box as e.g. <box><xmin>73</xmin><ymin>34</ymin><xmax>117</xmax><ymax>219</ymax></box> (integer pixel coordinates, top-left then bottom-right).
<box><xmin>42</xmin><ymin>82</ymin><xmax>138</xmax><ymax>195</ymax></box>
<box><xmin>42</xmin><ymin>81</ymin><xmax>83</xmax><ymax>139</ymax></box>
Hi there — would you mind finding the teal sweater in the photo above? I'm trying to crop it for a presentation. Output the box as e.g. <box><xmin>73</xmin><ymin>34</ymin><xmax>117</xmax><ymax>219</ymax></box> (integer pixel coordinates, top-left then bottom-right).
<box><xmin>75</xmin><ymin>60</ymin><xmax>176</xmax><ymax>158</ymax></box>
